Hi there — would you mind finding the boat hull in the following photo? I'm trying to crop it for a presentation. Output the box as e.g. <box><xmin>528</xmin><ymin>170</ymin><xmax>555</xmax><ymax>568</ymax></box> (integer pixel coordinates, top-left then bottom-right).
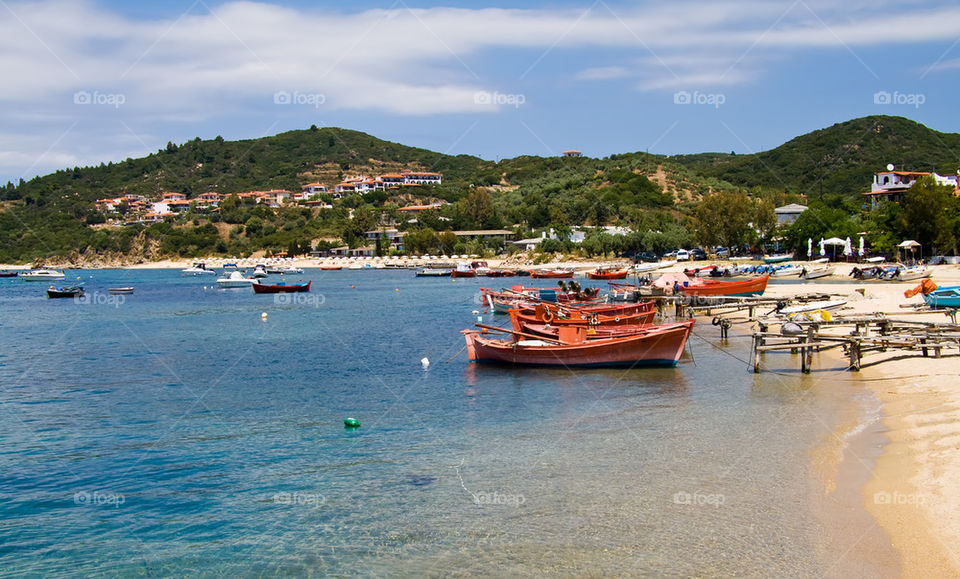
<box><xmin>922</xmin><ymin>287</ymin><xmax>960</xmax><ymax>309</ymax></box>
<box><xmin>678</xmin><ymin>275</ymin><xmax>769</xmax><ymax>297</ymax></box>
<box><xmin>463</xmin><ymin>320</ymin><xmax>693</xmax><ymax>367</ymax></box>
<box><xmin>251</xmin><ymin>280</ymin><xmax>311</xmax><ymax>293</ymax></box>
<box><xmin>530</xmin><ymin>270</ymin><xmax>575</xmax><ymax>279</ymax></box>
<box><xmin>587</xmin><ymin>270</ymin><xmax>629</xmax><ymax>280</ymax></box>
<box><xmin>47</xmin><ymin>286</ymin><xmax>83</xmax><ymax>298</ymax></box>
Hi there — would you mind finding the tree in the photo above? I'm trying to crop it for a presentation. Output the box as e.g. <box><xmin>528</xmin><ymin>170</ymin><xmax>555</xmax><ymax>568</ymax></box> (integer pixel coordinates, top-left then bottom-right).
<box><xmin>694</xmin><ymin>191</ymin><xmax>752</xmax><ymax>248</ymax></box>
<box><xmin>458</xmin><ymin>188</ymin><xmax>495</xmax><ymax>229</ymax></box>
<box><xmin>901</xmin><ymin>176</ymin><xmax>959</xmax><ymax>254</ymax></box>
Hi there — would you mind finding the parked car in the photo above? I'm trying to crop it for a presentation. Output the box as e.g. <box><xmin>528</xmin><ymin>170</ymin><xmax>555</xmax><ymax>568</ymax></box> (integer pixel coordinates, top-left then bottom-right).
<box><xmin>714</xmin><ymin>247</ymin><xmax>729</xmax><ymax>258</ymax></box>
<box><xmin>636</xmin><ymin>251</ymin><xmax>659</xmax><ymax>263</ymax></box>
<box><xmin>676</xmin><ymin>249</ymin><xmax>690</xmax><ymax>261</ymax></box>
<box><xmin>691</xmin><ymin>248</ymin><xmax>707</xmax><ymax>261</ymax></box>
<box><xmin>663</xmin><ymin>250</ymin><xmax>678</xmax><ymax>259</ymax></box>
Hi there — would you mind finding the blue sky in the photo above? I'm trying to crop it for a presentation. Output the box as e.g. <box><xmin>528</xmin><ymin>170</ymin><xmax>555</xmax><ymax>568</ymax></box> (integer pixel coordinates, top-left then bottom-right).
<box><xmin>2</xmin><ymin>0</ymin><xmax>960</xmax><ymax>184</ymax></box>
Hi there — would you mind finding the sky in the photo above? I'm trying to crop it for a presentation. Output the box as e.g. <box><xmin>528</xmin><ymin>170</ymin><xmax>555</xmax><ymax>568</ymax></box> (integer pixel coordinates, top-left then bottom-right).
<box><xmin>2</xmin><ymin>0</ymin><xmax>960</xmax><ymax>184</ymax></box>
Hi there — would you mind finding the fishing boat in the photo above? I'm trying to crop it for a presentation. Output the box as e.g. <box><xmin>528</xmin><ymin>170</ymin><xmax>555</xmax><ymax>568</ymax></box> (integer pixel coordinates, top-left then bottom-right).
<box><xmin>905</xmin><ymin>280</ymin><xmax>960</xmax><ymax>309</ymax></box>
<box><xmin>893</xmin><ymin>265</ymin><xmax>931</xmax><ymax>282</ymax></box>
<box><xmin>769</xmin><ymin>264</ymin><xmax>804</xmax><ymax>277</ymax></box>
<box><xmin>182</xmin><ymin>263</ymin><xmax>216</xmax><ymax>275</ymax></box>
<box><xmin>676</xmin><ymin>274</ymin><xmax>770</xmax><ymax>297</ymax></box>
<box><xmin>763</xmin><ymin>254</ymin><xmax>794</xmax><ymax>264</ymax></box>
<box><xmin>451</xmin><ymin>264</ymin><xmax>477</xmax><ymax>278</ymax></box>
<box><xmin>217</xmin><ymin>271</ymin><xmax>255</xmax><ymax>288</ymax></box>
<box><xmin>281</xmin><ymin>266</ymin><xmax>304</xmax><ymax>274</ymax></box>
<box><xmin>462</xmin><ymin>319</ymin><xmax>694</xmax><ymax>368</ymax></box>
<box><xmin>484</xmin><ymin>269</ymin><xmax>516</xmax><ymax>277</ymax></box>
<box><xmin>416</xmin><ymin>267</ymin><xmax>452</xmax><ymax>277</ymax></box>
<box><xmin>587</xmin><ymin>267</ymin><xmax>629</xmax><ymax>280</ymax></box>
<box><xmin>251</xmin><ymin>280</ymin><xmax>311</xmax><ymax>293</ymax></box>
<box><xmin>0</xmin><ymin>271</ymin><xmax>19</xmax><ymax>278</ymax></box>
<box><xmin>108</xmin><ymin>287</ymin><xmax>135</xmax><ymax>294</ymax></box>
<box><xmin>21</xmin><ymin>269</ymin><xmax>66</xmax><ymax>281</ymax></box>
<box><xmin>46</xmin><ymin>285</ymin><xmax>84</xmax><ymax>298</ymax></box>
<box><xmin>529</xmin><ymin>268</ymin><xmax>575</xmax><ymax>279</ymax></box>
<box><xmin>251</xmin><ymin>265</ymin><xmax>269</xmax><ymax>278</ymax></box>
<box><xmin>800</xmin><ymin>265</ymin><xmax>833</xmax><ymax>280</ymax></box>
<box><xmin>318</xmin><ymin>265</ymin><xmax>343</xmax><ymax>270</ymax></box>
<box><xmin>513</xmin><ymin>302</ymin><xmax>658</xmax><ymax>333</ymax></box>
<box><xmin>923</xmin><ymin>286</ymin><xmax>960</xmax><ymax>309</ymax></box>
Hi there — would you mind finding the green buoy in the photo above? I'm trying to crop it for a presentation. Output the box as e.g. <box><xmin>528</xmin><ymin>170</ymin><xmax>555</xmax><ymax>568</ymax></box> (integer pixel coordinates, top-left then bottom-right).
<box><xmin>344</xmin><ymin>417</ymin><xmax>361</xmax><ymax>428</ymax></box>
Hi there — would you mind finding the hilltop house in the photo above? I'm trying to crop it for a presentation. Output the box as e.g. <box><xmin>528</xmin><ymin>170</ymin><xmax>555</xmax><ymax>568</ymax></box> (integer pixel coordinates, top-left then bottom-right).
<box><xmin>775</xmin><ymin>203</ymin><xmax>808</xmax><ymax>225</ymax></box>
<box><xmin>562</xmin><ymin>150</ymin><xmax>582</xmax><ymax>158</ymax></box>
<box><xmin>863</xmin><ymin>167</ymin><xmax>960</xmax><ymax>208</ymax></box>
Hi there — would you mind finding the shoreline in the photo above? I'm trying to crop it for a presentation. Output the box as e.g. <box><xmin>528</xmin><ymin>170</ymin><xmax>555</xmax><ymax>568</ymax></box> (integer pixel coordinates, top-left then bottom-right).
<box><xmin>761</xmin><ymin>272</ymin><xmax>960</xmax><ymax>577</ymax></box>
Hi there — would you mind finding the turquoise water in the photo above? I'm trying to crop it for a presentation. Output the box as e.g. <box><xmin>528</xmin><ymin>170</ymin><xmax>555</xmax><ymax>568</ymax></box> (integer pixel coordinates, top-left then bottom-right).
<box><xmin>0</xmin><ymin>269</ymin><xmax>859</xmax><ymax>575</ymax></box>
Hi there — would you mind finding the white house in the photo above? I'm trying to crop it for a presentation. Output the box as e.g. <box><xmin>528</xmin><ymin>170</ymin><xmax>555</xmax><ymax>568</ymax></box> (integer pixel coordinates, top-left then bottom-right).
<box><xmin>864</xmin><ymin>166</ymin><xmax>959</xmax><ymax>207</ymax></box>
<box><xmin>775</xmin><ymin>203</ymin><xmax>808</xmax><ymax>225</ymax></box>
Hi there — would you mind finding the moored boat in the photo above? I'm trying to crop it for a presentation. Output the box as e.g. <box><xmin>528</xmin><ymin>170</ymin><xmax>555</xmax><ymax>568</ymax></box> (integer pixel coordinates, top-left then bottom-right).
<box><xmin>182</xmin><ymin>263</ymin><xmax>216</xmax><ymax>275</ymax></box>
<box><xmin>587</xmin><ymin>267</ymin><xmax>629</xmax><ymax>280</ymax></box>
<box><xmin>47</xmin><ymin>285</ymin><xmax>84</xmax><ymax>298</ymax></box>
<box><xmin>763</xmin><ymin>254</ymin><xmax>794</xmax><ymax>264</ymax></box>
<box><xmin>217</xmin><ymin>271</ymin><xmax>255</xmax><ymax>288</ymax></box>
<box><xmin>416</xmin><ymin>268</ymin><xmax>452</xmax><ymax>277</ymax></box>
<box><xmin>451</xmin><ymin>264</ymin><xmax>477</xmax><ymax>278</ymax></box>
<box><xmin>251</xmin><ymin>280</ymin><xmax>311</xmax><ymax>293</ymax></box>
<box><xmin>800</xmin><ymin>265</ymin><xmax>833</xmax><ymax>280</ymax></box>
<box><xmin>676</xmin><ymin>274</ymin><xmax>769</xmax><ymax>297</ymax></box>
<box><xmin>108</xmin><ymin>287</ymin><xmax>135</xmax><ymax>294</ymax></box>
<box><xmin>529</xmin><ymin>269</ymin><xmax>575</xmax><ymax>279</ymax></box>
<box><xmin>0</xmin><ymin>271</ymin><xmax>19</xmax><ymax>278</ymax></box>
<box><xmin>462</xmin><ymin>319</ymin><xmax>693</xmax><ymax>368</ymax></box>
<box><xmin>251</xmin><ymin>265</ymin><xmax>269</xmax><ymax>278</ymax></box>
<box><xmin>21</xmin><ymin>269</ymin><xmax>66</xmax><ymax>281</ymax></box>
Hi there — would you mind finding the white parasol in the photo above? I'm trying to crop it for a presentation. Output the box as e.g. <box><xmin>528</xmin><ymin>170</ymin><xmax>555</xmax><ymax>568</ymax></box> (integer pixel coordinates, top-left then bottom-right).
<box><xmin>808</xmin><ymin>238</ymin><xmax>813</xmax><ymax>257</ymax></box>
<box><xmin>843</xmin><ymin>237</ymin><xmax>852</xmax><ymax>256</ymax></box>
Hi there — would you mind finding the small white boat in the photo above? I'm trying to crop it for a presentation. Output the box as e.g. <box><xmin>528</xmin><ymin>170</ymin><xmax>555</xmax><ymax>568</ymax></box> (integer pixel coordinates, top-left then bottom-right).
<box><xmin>20</xmin><ymin>269</ymin><xmax>66</xmax><ymax>281</ymax></box>
<box><xmin>108</xmin><ymin>287</ymin><xmax>135</xmax><ymax>294</ymax></box>
<box><xmin>634</xmin><ymin>260</ymin><xmax>676</xmax><ymax>273</ymax></box>
<box><xmin>217</xmin><ymin>271</ymin><xmax>255</xmax><ymax>288</ymax></box>
<box><xmin>281</xmin><ymin>266</ymin><xmax>304</xmax><ymax>274</ymax></box>
<box><xmin>182</xmin><ymin>263</ymin><xmax>216</xmax><ymax>275</ymax></box>
<box><xmin>894</xmin><ymin>265</ymin><xmax>931</xmax><ymax>282</ymax></box>
<box><xmin>251</xmin><ymin>265</ymin><xmax>269</xmax><ymax>278</ymax></box>
<box><xmin>770</xmin><ymin>265</ymin><xmax>804</xmax><ymax>277</ymax></box>
<box><xmin>800</xmin><ymin>265</ymin><xmax>833</xmax><ymax>280</ymax></box>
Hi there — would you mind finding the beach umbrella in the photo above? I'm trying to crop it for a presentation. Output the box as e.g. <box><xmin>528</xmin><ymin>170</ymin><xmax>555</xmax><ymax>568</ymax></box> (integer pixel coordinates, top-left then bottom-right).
<box><xmin>843</xmin><ymin>237</ymin><xmax>852</xmax><ymax>256</ymax></box>
<box><xmin>859</xmin><ymin>236</ymin><xmax>865</xmax><ymax>256</ymax></box>
<box><xmin>807</xmin><ymin>238</ymin><xmax>812</xmax><ymax>257</ymax></box>
<box><xmin>819</xmin><ymin>238</ymin><xmax>825</xmax><ymax>255</ymax></box>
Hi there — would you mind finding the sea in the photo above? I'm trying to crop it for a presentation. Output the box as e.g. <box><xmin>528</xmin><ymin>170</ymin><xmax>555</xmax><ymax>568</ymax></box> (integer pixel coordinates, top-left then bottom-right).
<box><xmin>0</xmin><ymin>269</ymin><xmax>888</xmax><ymax>576</ymax></box>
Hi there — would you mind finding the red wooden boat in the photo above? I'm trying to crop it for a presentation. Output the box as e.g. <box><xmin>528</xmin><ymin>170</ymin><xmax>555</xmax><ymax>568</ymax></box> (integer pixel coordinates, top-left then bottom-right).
<box><xmin>451</xmin><ymin>268</ymin><xmax>477</xmax><ymax>278</ymax></box>
<box><xmin>677</xmin><ymin>274</ymin><xmax>769</xmax><ymax>297</ymax></box>
<box><xmin>587</xmin><ymin>268</ymin><xmax>629</xmax><ymax>280</ymax></box>
<box><xmin>462</xmin><ymin>319</ymin><xmax>694</xmax><ymax>367</ymax></box>
<box><xmin>519</xmin><ymin>300</ymin><xmax>656</xmax><ymax>318</ymax></box>
<box><xmin>484</xmin><ymin>269</ymin><xmax>516</xmax><ymax>277</ymax></box>
<box><xmin>513</xmin><ymin>305</ymin><xmax>657</xmax><ymax>332</ymax></box>
<box><xmin>318</xmin><ymin>266</ymin><xmax>342</xmax><ymax>270</ymax></box>
<box><xmin>251</xmin><ymin>280</ymin><xmax>311</xmax><ymax>293</ymax></box>
<box><xmin>529</xmin><ymin>269</ymin><xmax>575</xmax><ymax>279</ymax></box>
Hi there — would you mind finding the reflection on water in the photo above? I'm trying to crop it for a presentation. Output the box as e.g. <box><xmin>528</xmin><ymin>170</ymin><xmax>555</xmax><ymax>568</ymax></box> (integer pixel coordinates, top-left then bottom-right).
<box><xmin>0</xmin><ymin>270</ymin><xmax>871</xmax><ymax>575</ymax></box>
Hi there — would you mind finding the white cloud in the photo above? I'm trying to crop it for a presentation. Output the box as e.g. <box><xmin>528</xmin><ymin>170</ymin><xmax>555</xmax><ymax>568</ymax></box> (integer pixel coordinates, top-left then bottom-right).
<box><xmin>0</xmin><ymin>0</ymin><xmax>958</xmax><ymax>179</ymax></box>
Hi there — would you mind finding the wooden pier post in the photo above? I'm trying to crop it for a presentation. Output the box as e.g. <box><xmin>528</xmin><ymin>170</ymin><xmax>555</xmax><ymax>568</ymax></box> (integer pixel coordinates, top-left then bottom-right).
<box><xmin>803</xmin><ymin>327</ymin><xmax>814</xmax><ymax>374</ymax></box>
<box><xmin>848</xmin><ymin>339</ymin><xmax>861</xmax><ymax>371</ymax></box>
<box><xmin>753</xmin><ymin>334</ymin><xmax>761</xmax><ymax>373</ymax></box>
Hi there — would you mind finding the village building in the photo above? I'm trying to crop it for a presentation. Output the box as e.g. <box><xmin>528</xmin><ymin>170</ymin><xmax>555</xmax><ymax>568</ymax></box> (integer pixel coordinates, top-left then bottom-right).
<box><xmin>775</xmin><ymin>203</ymin><xmax>808</xmax><ymax>225</ymax></box>
<box><xmin>863</xmin><ymin>166</ymin><xmax>960</xmax><ymax>208</ymax></box>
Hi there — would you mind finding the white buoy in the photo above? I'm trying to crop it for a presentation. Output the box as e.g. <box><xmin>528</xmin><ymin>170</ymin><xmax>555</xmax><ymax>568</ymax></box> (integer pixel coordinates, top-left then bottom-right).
<box><xmin>261</xmin><ymin>312</ymin><xmax>268</xmax><ymax>321</ymax></box>
<box><xmin>421</xmin><ymin>357</ymin><xmax>430</xmax><ymax>369</ymax></box>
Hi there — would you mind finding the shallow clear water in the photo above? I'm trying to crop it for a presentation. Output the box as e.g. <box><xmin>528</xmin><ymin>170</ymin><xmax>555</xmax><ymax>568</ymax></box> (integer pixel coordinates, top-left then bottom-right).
<box><xmin>0</xmin><ymin>269</ymin><xmax>860</xmax><ymax>575</ymax></box>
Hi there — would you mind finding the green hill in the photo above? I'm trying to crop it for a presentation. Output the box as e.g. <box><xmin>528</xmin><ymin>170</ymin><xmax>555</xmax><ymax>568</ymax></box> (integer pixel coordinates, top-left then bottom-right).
<box><xmin>672</xmin><ymin>116</ymin><xmax>960</xmax><ymax>197</ymax></box>
<box><xmin>1</xmin><ymin>115</ymin><xmax>958</xmax><ymax>263</ymax></box>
